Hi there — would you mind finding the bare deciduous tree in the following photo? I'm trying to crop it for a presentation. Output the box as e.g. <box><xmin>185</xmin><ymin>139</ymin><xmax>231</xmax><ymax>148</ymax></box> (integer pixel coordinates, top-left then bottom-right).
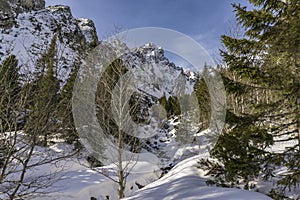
<box><xmin>73</xmin><ymin>40</ymin><xmax>145</xmax><ymax>199</ymax></box>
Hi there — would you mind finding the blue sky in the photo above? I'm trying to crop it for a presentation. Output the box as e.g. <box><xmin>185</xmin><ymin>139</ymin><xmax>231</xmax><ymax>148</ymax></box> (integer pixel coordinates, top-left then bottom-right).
<box><xmin>45</xmin><ymin>0</ymin><xmax>250</xmax><ymax>66</ymax></box>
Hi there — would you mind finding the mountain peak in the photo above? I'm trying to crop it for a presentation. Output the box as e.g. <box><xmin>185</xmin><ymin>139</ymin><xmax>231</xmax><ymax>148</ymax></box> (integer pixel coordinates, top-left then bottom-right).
<box><xmin>77</xmin><ymin>18</ymin><xmax>98</xmax><ymax>43</ymax></box>
<box><xmin>135</xmin><ymin>43</ymin><xmax>165</xmax><ymax>62</ymax></box>
<box><xmin>0</xmin><ymin>1</ymin><xmax>98</xmax><ymax>83</ymax></box>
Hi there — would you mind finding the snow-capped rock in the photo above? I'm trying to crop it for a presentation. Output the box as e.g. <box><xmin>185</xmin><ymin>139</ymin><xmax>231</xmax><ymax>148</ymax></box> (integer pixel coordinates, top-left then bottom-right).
<box><xmin>0</xmin><ymin>0</ymin><xmax>97</xmax><ymax>81</ymax></box>
<box><xmin>0</xmin><ymin>0</ymin><xmax>45</xmax><ymax>29</ymax></box>
<box><xmin>122</xmin><ymin>43</ymin><xmax>195</xmax><ymax>99</ymax></box>
<box><xmin>77</xmin><ymin>18</ymin><xmax>97</xmax><ymax>43</ymax></box>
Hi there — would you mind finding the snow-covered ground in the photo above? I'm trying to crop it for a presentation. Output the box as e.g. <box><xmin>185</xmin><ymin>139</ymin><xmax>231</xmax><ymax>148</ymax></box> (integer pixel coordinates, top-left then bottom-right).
<box><xmin>29</xmin><ymin>151</ymin><xmax>273</xmax><ymax>200</ymax></box>
<box><xmin>24</xmin><ymin>141</ymin><xmax>273</xmax><ymax>200</ymax></box>
<box><xmin>29</xmin><ymin>143</ymin><xmax>161</xmax><ymax>200</ymax></box>
<box><xmin>123</xmin><ymin>155</ymin><xmax>272</xmax><ymax>200</ymax></box>
<box><xmin>3</xmin><ymin>128</ymin><xmax>299</xmax><ymax>199</ymax></box>
<box><xmin>37</xmin><ymin>160</ymin><xmax>161</xmax><ymax>200</ymax></box>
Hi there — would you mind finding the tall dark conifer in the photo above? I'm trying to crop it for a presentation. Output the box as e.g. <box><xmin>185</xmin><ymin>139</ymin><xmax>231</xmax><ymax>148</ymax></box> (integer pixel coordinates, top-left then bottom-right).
<box><xmin>194</xmin><ymin>66</ymin><xmax>211</xmax><ymax>131</ymax></box>
<box><xmin>212</xmin><ymin>0</ymin><xmax>300</xmax><ymax>194</ymax></box>
<box><xmin>0</xmin><ymin>55</ymin><xmax>21</xmax><ymax>131</ymax></box>
<box><xmin>57</xmin><ymin>59</ymin><xmax>80</xmax><ymax>143</ymax></box>
<box><xmin>25</xmin><ymin>36</ymin><xmax>60</xmax><ymax>146</ymax></box>
<box><xmin>0</xmin><ymin>55</ymin><xmax>21</xmax><ymax>168</ymax></box>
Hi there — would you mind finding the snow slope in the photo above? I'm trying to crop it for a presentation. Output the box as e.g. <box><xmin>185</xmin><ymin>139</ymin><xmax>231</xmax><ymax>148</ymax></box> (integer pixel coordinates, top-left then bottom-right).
<box><xmin>21</xmin><ymin>138</ymin><xmax>273</xmax><ymax>200</ymax></box>
<box><xmin>123</xmin><ymin>155</ymin><xmax>273</xmax><ymax>200</ymax></box>
<box><xmin>31</xmin><ymin>157</ymin><xmax>160</xmax><ymax>200</ymax></box>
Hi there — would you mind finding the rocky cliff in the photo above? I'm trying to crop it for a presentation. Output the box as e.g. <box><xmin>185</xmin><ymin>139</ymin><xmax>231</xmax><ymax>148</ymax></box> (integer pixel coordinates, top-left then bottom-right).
<box><xmin>0</xmin><ymin>0</ymin><xmax>97</xmax><ymax>80</ymax></box>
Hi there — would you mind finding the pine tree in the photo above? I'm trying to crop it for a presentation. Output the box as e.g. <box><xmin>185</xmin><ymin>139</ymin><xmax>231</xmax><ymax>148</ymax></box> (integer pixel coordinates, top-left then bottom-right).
<box><xmin>0</xmin><ymin>55</ymin><xmax>21</xmax><ymax>131</ymax></box>
<box><xmin>212</xmin><ymin>0</ymin><xmax>300</xmax><ymax>193</ymax></box>
<box><xmin>0</xmin><ymin>55</ymin><xmax>21</xmax><ymax>169</ymax></box>
<box><xmin>25</xmin><ymin>36</ymin><xmax>60</xmax><ymax>146</ymax></box>
<box><xmin>194</xmin><ymin>66</ymin><xmax>211</xmax><ymax>131</ymax></box>
<box><xmin>158</xmin><ymin>94</ymin><xmax>181</xmax><ymax>118</ymax></box>
<box><xmin>57</xmin><ymin>59</ymin><xmax>80</xmax><ymax>144</ymax></box>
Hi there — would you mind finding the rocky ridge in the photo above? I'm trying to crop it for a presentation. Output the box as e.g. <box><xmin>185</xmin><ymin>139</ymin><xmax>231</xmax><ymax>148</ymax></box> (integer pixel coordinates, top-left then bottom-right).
<box><xmin>0</xmin><ymin>0</ymin><xmax>97</xmax><ymax>81</ymax></box>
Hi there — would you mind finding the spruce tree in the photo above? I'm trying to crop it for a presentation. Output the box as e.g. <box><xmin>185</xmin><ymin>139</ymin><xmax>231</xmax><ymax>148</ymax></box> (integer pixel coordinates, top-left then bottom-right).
<box><xmin>0</xmin><ymin>55</ymin><xmax>21</xmax><ymax>131</ymax></box>
<box><xmin>211</xmin><ymin>0</ymin><xmax>300</xmax><ymax>193</ymax></box>
<box><xmin>158</xmin><ymin>95</ymin><xmax>181</xmax><ymax>118</ymax></box>
<box><xmin>57</xmin><ymin>59</ymin><xmax>80</xmax><ymax>144</ymax></box>
<box><xmin>194</xmin><ymin>67</ymin><xmax>211</xmax><ymax>131</ymax></box>
<box><xmin>25</xmin><ymin>36</ymin><xmax>60</xmax><ymax>146</ymax></box>
<box><xmin>0</xmin><ymin>55</ymin><xmax>21</xmax><ymax>169</ymax></box>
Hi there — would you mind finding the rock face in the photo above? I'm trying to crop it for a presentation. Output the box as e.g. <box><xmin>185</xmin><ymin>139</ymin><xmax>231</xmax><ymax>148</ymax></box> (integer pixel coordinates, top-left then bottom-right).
<box><xmin>0</xmin><ymin>0</ymin><xmax>97</xmax><ymax>81</ymax></box>
<box><xmin>0</xmin><ymin>0</ymin><xmax>16</xmax><ymax>28</ymax></box>
<box><xmin>77</xmin><ymin>18</ymin><xmax>98</xmax><ymax>43</ymax></box>
<box><xmin>0</xmin><ymin>0</ymin><xmax>45</xmax><ymax>28</ymax></box>
<box><xmin>122</xmin><ymin>43</ymin><xmax>195</xmax><ymax>99</ymax></box>
<box><xmin>19</xmin><ymin>0</ymin><xmax>45</xmax><ymax>10</ymax></box>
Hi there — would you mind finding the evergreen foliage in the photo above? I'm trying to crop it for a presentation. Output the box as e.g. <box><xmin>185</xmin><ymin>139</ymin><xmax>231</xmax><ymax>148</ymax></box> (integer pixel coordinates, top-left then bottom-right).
<box><xmin>211</xmin><ymin>0</ymin><xmax>300</xmax><ymax>194</ymax></box>
<box><xmin>194</xmin><ymin>67</ymin><xmax>211</xmax><ymax>131</ymax></box>
<box><xmin>57</xmin><ymin>59</ymin><xmax>80</xmax><ymax>144</ymax></box>
<box><xmin>0</xmin><ymin>55</ymin><xmax>21</xmax><ymax>169</ymax></box>
<box><xmin>0</xmin><ymin>55</ymin><xmax>21</xmax><ymax>131</ymax></box>
<box><xmin>24</xmin><ymin>36</ymin><xmax>60</xmax><ymax>146</ymax></box>
<box><xmin>159</xmin><ymin>95</ymin><xmax>181</xmax><ymax>118</ymax></box>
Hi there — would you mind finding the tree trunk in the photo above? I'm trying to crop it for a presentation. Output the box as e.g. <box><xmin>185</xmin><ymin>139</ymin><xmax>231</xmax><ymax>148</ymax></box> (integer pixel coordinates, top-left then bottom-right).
<box><xmin>117</xmin><ymin>129</ymin><xmax>124</xmax><ymax>199</ymax></box>
<box><xmin>118</xmin><ymin>170</ymin><xmax>125</xmax><ymax>199</ymax></box>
